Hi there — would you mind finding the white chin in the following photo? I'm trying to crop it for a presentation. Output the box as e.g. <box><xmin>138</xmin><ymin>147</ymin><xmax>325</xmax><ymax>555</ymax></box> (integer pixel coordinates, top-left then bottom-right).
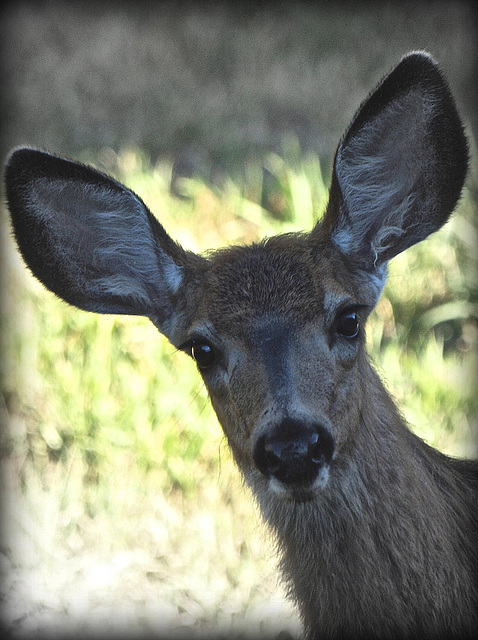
<box><xmin>268</xmin><ymin>465</ymin><xmax>330</xmax><ymax>502</ymax></box>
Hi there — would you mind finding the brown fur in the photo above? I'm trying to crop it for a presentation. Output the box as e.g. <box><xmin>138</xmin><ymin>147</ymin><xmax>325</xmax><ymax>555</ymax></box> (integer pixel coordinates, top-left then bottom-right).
<box><xmin>188</xmin><ymin>238</ymin><xmax>478</xmax><ymax>639</ymax></box>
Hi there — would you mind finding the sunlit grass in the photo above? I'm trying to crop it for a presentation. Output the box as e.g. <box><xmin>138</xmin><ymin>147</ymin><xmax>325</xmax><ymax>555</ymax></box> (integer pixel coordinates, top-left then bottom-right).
<box><xmin>1</xmin><ymin>145</ymin><xmax>476</xmax><ymax>637</ymax></box>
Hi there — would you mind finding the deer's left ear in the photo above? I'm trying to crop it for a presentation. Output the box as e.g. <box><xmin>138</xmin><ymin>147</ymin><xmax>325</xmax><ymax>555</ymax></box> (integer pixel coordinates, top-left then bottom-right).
<box><xmin>315</xmin><ymin>52</ymin><xmax>468</xmax><ymax>273</ymax></box>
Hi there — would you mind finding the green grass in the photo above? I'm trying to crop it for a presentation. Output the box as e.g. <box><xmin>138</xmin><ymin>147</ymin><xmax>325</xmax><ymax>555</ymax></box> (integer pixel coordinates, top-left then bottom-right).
<box><xmin>1</xmin><ymin>145</ymin><xmax>477</xmax><ymax>638</ymax></box>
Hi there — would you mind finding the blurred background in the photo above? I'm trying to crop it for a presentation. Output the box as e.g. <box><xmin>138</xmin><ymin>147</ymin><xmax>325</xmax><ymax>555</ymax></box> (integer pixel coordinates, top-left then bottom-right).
<box><xmin>1</xmin><ymin>2</ymin><xmax>477</xmax><ymax>639</ymax></box>
<box><xmin>1</xmin><ymin>1</ymin><xmax>477</xmax><ymax>173</ymax></box>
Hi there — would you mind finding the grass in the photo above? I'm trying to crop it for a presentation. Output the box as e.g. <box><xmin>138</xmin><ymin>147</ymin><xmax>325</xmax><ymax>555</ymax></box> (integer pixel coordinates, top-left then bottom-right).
<box><xmin>1</xmin><ymin>145</ymin><xmax>477</xmax><ymax>638</ymax></box>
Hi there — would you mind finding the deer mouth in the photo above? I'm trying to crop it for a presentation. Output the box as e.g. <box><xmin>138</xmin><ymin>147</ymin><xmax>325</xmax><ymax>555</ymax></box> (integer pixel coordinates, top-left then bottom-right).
<box><xmin>266</xmin><ymin>461</ymin><xmax>331</xmax><ymax>502</ymax></box>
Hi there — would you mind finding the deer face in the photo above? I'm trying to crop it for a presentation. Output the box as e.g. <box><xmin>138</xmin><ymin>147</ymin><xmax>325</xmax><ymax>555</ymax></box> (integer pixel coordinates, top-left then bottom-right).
<box><xmin>173</xmin><ymin>233</ymin><xmax>381</xmax><ymax>501</ymax></box>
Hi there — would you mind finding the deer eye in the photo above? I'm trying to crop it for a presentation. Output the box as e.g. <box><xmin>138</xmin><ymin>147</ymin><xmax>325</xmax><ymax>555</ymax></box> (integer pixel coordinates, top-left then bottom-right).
<box><xmin>191</xmin><ymin>340</ymin><xmax>216</xmax><ymax>369</ymax></box>
<box><xmin>336</xmin><ymin>310</ymin><xmax>360</xmax><ymax>338</ymax></box>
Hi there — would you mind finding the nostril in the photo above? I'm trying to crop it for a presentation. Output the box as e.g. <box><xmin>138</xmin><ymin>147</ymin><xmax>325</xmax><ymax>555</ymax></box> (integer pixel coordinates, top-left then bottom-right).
<box><xmin>263</xmin><ymin>447</ymin><xmax>281</xmax><ymax>475</ymax></box>
<box><xmin>253</xmin><ymin>421</ymin><xmax>335</xmax><ymax>487</ymax></box>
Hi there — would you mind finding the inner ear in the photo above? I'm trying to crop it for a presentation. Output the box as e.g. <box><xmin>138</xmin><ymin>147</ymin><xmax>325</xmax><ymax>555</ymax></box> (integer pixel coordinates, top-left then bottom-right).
<box><xmin>315</xmin><ymin>52</ymin><xmax>468</xmax><ymax>271</ymax></box>
<box><xmin>333</xmin><ymin>89</ymin><xmax>434</xmax><ymax>267</ymax></box>
<box><xmin>5</xmin><ymin>147</ymin><xmax>204</xmax><ymax>339</ymax></box>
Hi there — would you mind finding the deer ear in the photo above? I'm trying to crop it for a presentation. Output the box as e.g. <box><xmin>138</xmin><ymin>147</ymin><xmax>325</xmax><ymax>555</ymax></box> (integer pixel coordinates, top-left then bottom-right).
<box><xmin>319</xmin><ymin>52</ymin><xmax>468</xmax><ymax>272</ymax></box>
<box><xmin>5</xmin><ymin>148</ymin><xmax>199</xmax><ymax>336</ymax></box>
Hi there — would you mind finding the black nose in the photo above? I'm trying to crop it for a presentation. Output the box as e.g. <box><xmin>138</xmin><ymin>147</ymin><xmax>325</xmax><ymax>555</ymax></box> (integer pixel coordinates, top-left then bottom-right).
<box><xmin>253</xmin><ymin>419</ymin><xmax>335</xmax><ymax>487</ymax></box>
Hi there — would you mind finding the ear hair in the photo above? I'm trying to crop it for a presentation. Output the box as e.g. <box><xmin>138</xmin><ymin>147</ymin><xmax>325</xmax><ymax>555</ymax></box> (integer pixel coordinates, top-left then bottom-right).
<box><xmin>317</xmin><ymin>52</ymin><xmax>468</xmax><ymax>273</ymax></box>
<box><xmin>5</xmin><ymin>148</ymin><xmax>197</xmax><ymax>334</ymax></box>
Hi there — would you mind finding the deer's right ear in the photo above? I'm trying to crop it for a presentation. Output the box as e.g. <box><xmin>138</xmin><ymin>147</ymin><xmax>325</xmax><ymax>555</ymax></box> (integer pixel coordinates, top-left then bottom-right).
<box><xmin>317</xmin><ymin>52</ymin><xmax>468</xmax><ymax>275</ymax></box>
<box><xmin>5</xmin><ymin>148</ymin><xmax>202</xmax><ymax>339</ymax></box>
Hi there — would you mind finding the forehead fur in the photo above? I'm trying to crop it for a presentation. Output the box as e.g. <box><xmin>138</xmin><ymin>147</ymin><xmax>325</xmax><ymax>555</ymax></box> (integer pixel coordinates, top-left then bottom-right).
<box><xmin>201</xmin><ymin>232</ymin><xmax>373</xmax><ymax>334</ymax></box>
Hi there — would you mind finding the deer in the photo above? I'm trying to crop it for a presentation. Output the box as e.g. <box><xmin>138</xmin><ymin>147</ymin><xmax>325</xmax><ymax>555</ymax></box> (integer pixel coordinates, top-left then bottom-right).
<box><xmin>4</xmin><ymin>52</ymin><xmax>478</xmax><ymax>639</ymax></box>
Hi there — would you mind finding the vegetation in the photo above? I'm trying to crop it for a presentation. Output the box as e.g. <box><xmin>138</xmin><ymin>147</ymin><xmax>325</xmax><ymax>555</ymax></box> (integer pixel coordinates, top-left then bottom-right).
<box><xmin>1</xmin><ymin>144</ymin><xmax>477</xmax><ymax>638</ymax></box>
<box><xmin>2</xmin><ymin>3</ymin><xmax>475</xmax><ymax>166</ymax></box>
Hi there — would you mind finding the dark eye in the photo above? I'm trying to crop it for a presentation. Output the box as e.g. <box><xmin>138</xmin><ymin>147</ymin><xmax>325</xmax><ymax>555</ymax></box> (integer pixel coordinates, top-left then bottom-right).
<box><xmin>191</xmin><ymin>341</ymin><xmax>216</xmax><ymax>369</ymax></box>
<box><xmin>336</xmin><ymin>310</ymin><xmax>360</xmax><ymax>338</ymax></box>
